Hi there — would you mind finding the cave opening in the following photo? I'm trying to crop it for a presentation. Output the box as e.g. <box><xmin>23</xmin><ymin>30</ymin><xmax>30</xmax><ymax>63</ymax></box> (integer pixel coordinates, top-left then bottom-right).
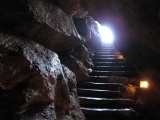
<box><xmin>97</xmin><ymin>22</ymin><xmax>114</xmax><ymax>44</ymax></box>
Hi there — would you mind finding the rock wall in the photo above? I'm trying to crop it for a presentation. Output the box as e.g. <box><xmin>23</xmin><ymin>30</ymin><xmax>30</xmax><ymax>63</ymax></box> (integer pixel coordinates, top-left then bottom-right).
<box><xmin>1</xmin><ymin>0</ymin><xmax>92</xmax><ymax>83</ymax></box>
<box><xmin>0</xmin><ymin>0</ymin><xmax>90</xmax><ymax>119</ymax></box>
<box><xmin>0</xmin><ymin>0</ymin><xmax>84</xmax><ymax>52</ymax></box>
<box><xmin>0</xmin><ymin>33</ymin><xmax>85</xmax><ymax>120</ymax></box>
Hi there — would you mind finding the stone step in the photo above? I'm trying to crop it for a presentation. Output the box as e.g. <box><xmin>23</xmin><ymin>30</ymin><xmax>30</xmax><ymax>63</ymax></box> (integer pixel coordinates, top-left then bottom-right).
<box><xmin>79</xmin><ymin>97</ymin><xmax>133</xmax><ymax>108</ymax></box>
<box><xmin>95</xmin><ymin>47</ymin><xmax>117</xmax><ymax>51</ymax></box>
<box><xmin>92</xmin><ymin>58</ymin><xmax>125</xmax><ymax>62</ymax></box>
<box><xmin>77</xmin><ymin>88</ymin><xmax>120</xmax><ymax>98</ymax></box>
<box><xmin>94</xmin><ymin>48</ymin><xmax>118</xmax><ymax>50</ymax></box>
<box><xmin>81</xmin><ymin>107</ymin><xmax>135</xmax><ymax>119</ymax></box>
<box><xmin>102</xmin><ymin>44</ymin><xmax>114</xmax><ymax>46</ymax></box>
<box><xmin>92</xmin><ymin>66</ymin><xmax>134</xmax><ymax>71</ymax></box>
<box><xmin>89</xmin><ymin>76</ymin><xmax>129</xmax><ymax>84</ymax></box>
<box><xmin>94</xmin><ymin>52</ymin><xmax>121</xmax><ymax>55</ymax></box>
<box><xmin>90</xmin><ymin>71</ymin><xmax>136</xmax><ymax>77</ymax></box>
<box><xmin>95</xmin><ymin>50</ymin><xmax>119</xmax><ymax>52</ymax></box>
<box><xmin>95</xmin><ymin>46</ymin><xmax>115</xmax><ymax>49</ymax></box>
<box><xmin>77</xmin><ymin>82</ymin><xmax>124</xmax><ymax>90</ymax></box>
<box><xmin>93</xmin><ymin>55</ymin><xmax>124</xmax><ymax>59</ymax></box>
<box><xmin>93</xmin><ymin>62</ymin><xmax>127</xmax><ymax>66</ymax></box>
<box><xmin>78</xmin><ymin>44</ymin><xmax>139</xmax><ymax>120</ymax></box>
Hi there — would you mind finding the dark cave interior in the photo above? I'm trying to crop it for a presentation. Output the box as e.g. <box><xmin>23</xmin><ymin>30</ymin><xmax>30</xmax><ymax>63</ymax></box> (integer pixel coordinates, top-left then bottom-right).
<box><xmin>0</xmin><ymin>0</ymin><xmax>160</xmax><ymax>120</ymax></box>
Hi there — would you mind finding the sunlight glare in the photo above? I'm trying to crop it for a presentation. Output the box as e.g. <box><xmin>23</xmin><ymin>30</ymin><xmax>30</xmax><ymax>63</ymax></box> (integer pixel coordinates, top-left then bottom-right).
<box><xmin>97</xmin><ymin>23</ymin><xmax>114</xmax><ymax>43</ymax></box>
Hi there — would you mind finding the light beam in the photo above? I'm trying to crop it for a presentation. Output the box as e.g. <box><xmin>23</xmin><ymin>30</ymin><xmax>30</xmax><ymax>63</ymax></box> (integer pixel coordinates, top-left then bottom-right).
<box><xmin>97</xmin><ymin>23</ymin><xmax>114</xmax><ymax>43</ymax></box>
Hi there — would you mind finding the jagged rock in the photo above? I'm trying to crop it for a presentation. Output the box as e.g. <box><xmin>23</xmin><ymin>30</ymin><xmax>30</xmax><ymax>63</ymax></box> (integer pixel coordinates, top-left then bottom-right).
<box><xmin>73</xmin><ymin>18</ymin><xmax>89</xmax><ymax>38</ymax></box>
<box><xmin>0</xmin><ymin>33</ymin><xmax>85</xmax><ymax>120</ymax></box>
<box><xmin>73</xmin><ymin>17</ymin><xmax>102</xmax><ymax>50</ymax></box>
<box><xmin>0</xmin><ymin>0</ymin><xmax>83</xmax><ymax>51</ymax></box>
<box><xmin>58</xmin><ymin>45</ymin><xmax>91</xmax><ymax>82</ymax></box>
<box><xmin>70</xmin><ymin>45</ymin><xmax>91</xmax><ymax>66</ymax></box>
<box><xmin>54</xmin><ymin>0</ymin><xmax>88</xmax><ymax>17</ymax></box>
<box><xmin>62</xmin><ymin>65</ymin><xmax>85</xmax><ymax>120</ymax></box>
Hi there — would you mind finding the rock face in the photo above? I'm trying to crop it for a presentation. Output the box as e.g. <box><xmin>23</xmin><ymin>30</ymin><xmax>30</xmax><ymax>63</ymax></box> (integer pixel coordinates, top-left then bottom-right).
<box><xmin>54</xmin><ymin>0</ymin><xmax>88</xmax><ymax>17</ymax></box>
<box><xmin>0</xmin><ymin>0</ymin><xmax>83</xmax><ymax>52</ymax></box>
<box><xmin>0</xmin><ymin>0</ymin><xmax>91</xmax><ymax>82</ymax></box>
<box><xmin>73</xmin><ymin>18</ymin><xmax>102</xmax><ymax>49</ymax></box>
<box><xmin>58</xmin><ymin>45</ymin><xmax>92</xmax><ymax>82</ymax></box>
<box><xmin>0</xmin><ymin>33</ymin><xmax>85</xmax><ymax>120</ymax></box>
<box><xmin>0</xmin><ymin>1</ymin><xmax>92</xmax><ymax>118</ymax></box>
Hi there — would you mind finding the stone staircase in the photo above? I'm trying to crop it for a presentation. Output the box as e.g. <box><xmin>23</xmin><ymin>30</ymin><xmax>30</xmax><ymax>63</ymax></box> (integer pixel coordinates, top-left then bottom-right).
<box><xmin>77</xmin><ymin>43</ymin><xmax>139</xmax><ymax>120</ymax></box>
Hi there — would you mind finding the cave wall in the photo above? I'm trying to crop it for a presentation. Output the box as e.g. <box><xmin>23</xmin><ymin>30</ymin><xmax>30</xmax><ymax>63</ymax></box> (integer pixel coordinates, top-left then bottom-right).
<box><xmin>0</xmin><ymin>0</ymin><xmax>89</xmax><ymax>119</ymax></box>
<box><xmin>0</xmin><ymin>0</ymin><xmax>93</xmax><ymax>82</ymax></box>
<box><xmin>0</xmin><ymin>33</ymin><xmax>85</xmax><ymax>120</ymax></box>
<box><xmin>0</xmin><ymin>0</ymin><xmax>84</xmax><ymax>52</ymax></box>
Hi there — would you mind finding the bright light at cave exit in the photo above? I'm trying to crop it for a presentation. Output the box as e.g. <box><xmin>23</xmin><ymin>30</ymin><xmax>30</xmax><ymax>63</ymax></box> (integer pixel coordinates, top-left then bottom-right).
<box><xmin>97</xmin><ymin>23</ymin><xmax>114</xmax><ymax>43</ymax></box>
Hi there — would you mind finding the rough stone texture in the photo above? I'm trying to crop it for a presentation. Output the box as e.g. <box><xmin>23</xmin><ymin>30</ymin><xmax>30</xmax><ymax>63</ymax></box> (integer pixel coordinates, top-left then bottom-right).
<box><xmin>54</xmin><ymin>0</ymin><xmax>88</xmax><ymax>17</ymax></box>
<box><xmin>0</xmin><ymin>33</ymin><xmax>85</xmax><ymax>120</ymax></box>
<box><xmin>0</xmin><ymin>0</ymin><xmax>83</xmax><ymax>52</ymax></box>
<box><xmin>58</xmin><ymin>45</ymin><xmax>91</xmax><ymax>82</ymax></box>
<box><xmin>0</xmin><ymin>0</ymin><xmax>91</xmax><ymax>83</ymax></box>
<box><xmin>73</xmin><ymin>17</ymin><xmax>102</xmax><ymax>49</ymax></box>
<box><xmin>62</xmin><ymin>65</ymin><xmax>85</xmax><ymax>120</ymax></box>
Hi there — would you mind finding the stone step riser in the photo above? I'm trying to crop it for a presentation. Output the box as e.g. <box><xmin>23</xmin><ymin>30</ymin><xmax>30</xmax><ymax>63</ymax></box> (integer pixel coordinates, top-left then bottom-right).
<box><xmin>92</xmin><ymin>66</ymin><xmax>134</xmax><ymax>71</ymax></box>
<box><xmin>79</xmin><ymin>97</ymin><xmax>133</xmax><ymax>108</ymax></box>
<box><xmin>78</xmin><ymin>82</ymin><xmax>123</xmax><ymax>90</ymax></box>
<box><xmin>90</xmin><ymin>71</ymin><xmax>136</xmax><ymax>77</ymax></box>
<box><xmin>95</xmin><ymin>50</ymin><xmax>119</xmax><ymax>52</ymax></box>
<box><xmin>92</xmin><ymin>58</ymin><xmax>125</xmax><ymax>62</ymax></box>
<box><xmin>77</xmin><ymin>89</ymin><xmax>120</xmax><ymax>98</ymax></box>
<box><xmin>94</xmin><ymin>52</ymin><xmax>121</xmax><ymax>55</ymax></box>
<box><xmin>89</xmin><ymin>76</ymin><xmax>128</xmax><ymax>84</ymax></box>
<box><xmin>93</xmin><ymin>56</ymin><xmax>123</xmax><ymax>59</ymax></box>
<box><xmin>81</xmin><ymin>108</ymin><xmax>133</xmax><ymax>118</ymax></box>
<box><xmin>81</xmin><ymin>104</ymin><xmax>132</xmax><ymax>109</ymax></box>
<box><xmin>77</xmin><ymin>43</ymin><xmax>138</xmax><ymax>119</ymax></box>
<box><xmin>95</xmin><ymin>49</ymin><xmax>117</xmax><ymax>51</ymax></box>
<box><xmin>93</xmin><ymin>62</ymin><xmax>127</xmax><ymax>66</ymax></box>
<box><xmin>95</xmin><ymin>46</ymin><xmax>115</xmax><ymax>48</ymax></box>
